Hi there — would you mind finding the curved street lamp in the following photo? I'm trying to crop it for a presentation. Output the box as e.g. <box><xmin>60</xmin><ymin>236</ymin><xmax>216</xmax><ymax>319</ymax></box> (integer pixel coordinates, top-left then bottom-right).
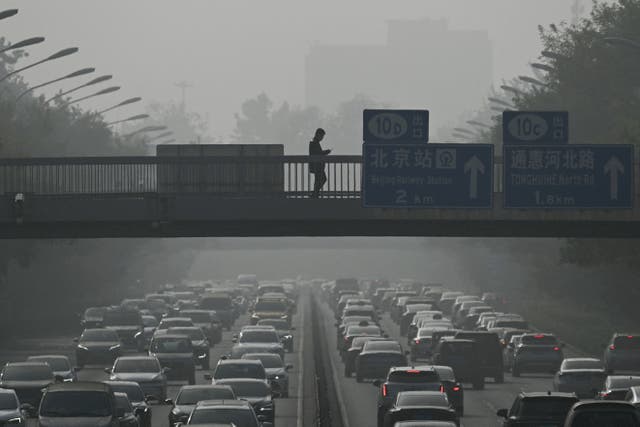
<box><xmin>123</xmin><ymin>125</ymin><xmax>168</xmax><ymax>138</ymax></box>
<box><xmin>0</xmin><ymin>47</ymin><xmax>79</xmax><ymax>82</ymax></box>
<box><xmin>98</xmin><ymin>97</ymin><xmax>142</xmax><ymax>115</ymax></box>
<box><xmin>45</xmin><ymin>74</ymin><xmax>113</xmax><ymax>104</ymax></box>
<box><xmin>519</xmin><ymin>75</ymin><xmax>548</xmax><ymax>87</ymax></box>
<box><xmin>488</xmin><ymin>97</ymin><xmax>515</xmax><ymax>108</ymax></box>
<box><xmin>107</xmin><ymin>114</ymin><xmax>149</xmax><ymax>126</ymax></box>
<box><xmin>16</xmin><ymin>67</ymin><xmax>95</xmax><ymax>101</ymax></box>
<box><xmin>61</xmin><ymin>85</ymin><xmax>120</xmax><ymax>107</ymax></box>
<box><xmin>0</xmin><ymin>37</ymin><xmax>45</xmax><ymax>54</ymax></box>
<box><xmin>467</xmin><ymin>120</ymin><xmax>491</xmax><ymax>129</ymax></box>
<box><xmin>0</xmin><ymin>9</ymin><xmax>18</xmax><ymax>21</ymax></box>
<box><xmin>147</xmin><ymin>131</ymin><xmax>174</xmax><ymax>142</ymax></box>
<box><xmin>452</xmin><ymin>132</ymin><xmax>472</xmax><ymax>140</ymax></box>
<box><xmin>541</xmin><ymin>50</ymin><xmax>568</xmax><ymax>61</ymax></box>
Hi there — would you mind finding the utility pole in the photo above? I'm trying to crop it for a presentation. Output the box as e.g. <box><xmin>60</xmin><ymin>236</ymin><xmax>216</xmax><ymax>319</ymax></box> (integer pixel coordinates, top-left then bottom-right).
<box><xmin>174</xmin><ymin>81</ymin><xmax>193</xmax><ymax>111</ymax></box>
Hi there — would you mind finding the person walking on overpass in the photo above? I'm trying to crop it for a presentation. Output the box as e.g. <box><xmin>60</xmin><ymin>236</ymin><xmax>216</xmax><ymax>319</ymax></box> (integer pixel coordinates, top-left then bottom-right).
<box><xmin>309</xmin><ymin>128</ymin><xmax>331</xmax><ymax>198</ymax></box>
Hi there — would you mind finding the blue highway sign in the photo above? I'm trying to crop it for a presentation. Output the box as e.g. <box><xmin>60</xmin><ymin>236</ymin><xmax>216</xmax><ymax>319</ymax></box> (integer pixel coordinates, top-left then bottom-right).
<box><xmin>504</xmin><ymin>144</ymin><xmax>633</xmax><ymax>208</ymax></box>
<box><xmin>363</xmin><ymin>109</ymin><xmax>429</xmax><ymax>143</ymax></box>
<box><xmin>362</xmin><ymin>143</ymin><xmax>493</xmax><ymax>208</ymax></box>
<box><xmin>503</xmin><ymin>111</ymin><xmax>569</xmax><ymax>144</ymax></box>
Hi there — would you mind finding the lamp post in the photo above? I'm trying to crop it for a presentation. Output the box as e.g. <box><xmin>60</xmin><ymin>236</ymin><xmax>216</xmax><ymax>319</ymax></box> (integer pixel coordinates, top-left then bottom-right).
<box><xmin>45</xmin><ymin>75</ymin><xmax>112</xmax><ymax>104</ymax></box>
<box><xmin>61</xmin><ymin>86</ymin><xmax>120</xmax><ymax>107</ymax></box>
<box><xmin>107</xmin><ymin>114</ymin><xmax>149</xmax><ymax>126</ymax></box>
<box><xmin>98</xmin><ymin>97</ymin><xmax>142</xmax><ymax>115</ymax></box>
<box><xmin>0</xmin><ymin>9</ymin><xmax>18</xmax><ymax>21</ymax></box>
<box><xmin>123</xmin><ymin>125</ymin><xmax>168</xmax><ymax>138</ymax></box>
<box><xmin>16</xmin><ymin>67</ymin><xmax>95</xmax><ymax>101</ymax></box>
<box><xmin>0</xmin><ymin>47</ymin><xmax>79</xmax><ymax>82</ymax></box>
<box><xmin>519</xmin><ymin>75</ymin><xmax>548</xmax><ymax>87</ymax></box>
<box><xmin>0</xmin><ymin>37</ymin><xmax>45</xmax><ymax>54</ymax></box>
<box><xmin>147</xmin><ymin>131</ymin><xmax>174</xmax><ymax>142</ymax></box>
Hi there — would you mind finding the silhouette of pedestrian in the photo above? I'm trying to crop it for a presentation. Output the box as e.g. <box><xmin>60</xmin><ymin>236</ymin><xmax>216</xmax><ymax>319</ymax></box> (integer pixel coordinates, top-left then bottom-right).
<box><xmin>308</xmin><ymin>128</ymin><xmax>331</xmax><ymax>198</ymax></box>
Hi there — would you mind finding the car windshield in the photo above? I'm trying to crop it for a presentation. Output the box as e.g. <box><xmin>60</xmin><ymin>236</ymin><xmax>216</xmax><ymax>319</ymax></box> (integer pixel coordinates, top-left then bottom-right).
<box><xmin>388</xmin><ymin>371</ymin><xmax>439</xmax><ymax>383</ymax></box>
<box><xmin>214</xmin><ymin>363</ymin><xmax>265</xmax><ymax>379</ymax></box>
<box><xmin>519</xmin><ymin>398</ymin><xmax>577</xmax><ymax>417</ymax></box>
<box><xmin>108</xmin><ymin>384</ymin><xmax>144</xmax><ymax>402</ymax></box>
<box><xmin>494</xmin><ymin>320</ymin><xmax>529</xmax><ymax>329</ymax></box>
<box><xmin>2</xmin><ymin>365</ymin><xmax>52</xmax><ymax>381</ymax></box>
<box><xmin>29</xmin><ymin>357</ymin><xmax>70</xmax><ymax>371</ymax></box>
<box><xmin>0</xmin><ymin>393</ymin><xmax>17</xmax><ymax>410</ymax></box>
<box><xmin>168</xmin><ymin>328</ymin><xmax>205</xmax><ymax>340</ymax></box>
<box><xmin>444</xmin><ymin>342</ymin><xmax>475</xmax><ymax>355</ymax></box>
<box><xmin>608</xmin><ymin>377</ymin><xmax>640</xmax><ymax>389</ymax></box>
<box><xmin>223</xmin><ymin>381</ymin><xmax>270</xmax><ymax>397</ymax></box>
<box><xmin>522</xmin><ymin>335</ymin><xmax>558</xmax><ymax>345</ymax></box>
<box><xmin>151</xmin><ymin>338</ymin><xmax>192</xmax><ymax>352</ymax></box>
<box><xmin>114</xmin><ymin>359</ymin><xmax>159</xmax><ymax>373</ymax></box>
<box><xmin>254</xmin><ymin>301</ymin><xmax>287</xmax><ymax>311</ymax></box>
<box><xmin>243</xmin><ymin>354</ymin><xmax>283</xmax><ymax>369</ymax></box>
<box><xmin>396</xmin><ymin>392</ymin><xmax>448</xmax><ymax>407</ymax></box>
<box><xmin>363</xmin><ymin>341</ymin><xmax>401</xmax><ymax>352</ymax></box>
<box><xmin>40</xmin><ymin>391</ymin><xmax>112</xmax><ymax>417</ymax></box>
<box><xmin>346</xmin><ymin>326</ymin><xmax>380</xmax><ymax>336</ymax></box>
<box><xmin>614</xmin><ymin>336</ymin><xmax>640</xmax><ymax>349</ymax></box>
<box><xmin>200</xmin><ymin>297</ymin><xmax>230</xmax><ymax>310</ymax></box>
<box><xmin>189</xmin><ymin>408</ymin><xmax>257</xmax><ymax>426</ymax></box>
<box><xmin>258</xmin><ymin>320</ymin><xmax>288</xmax><ymax>329</ymax></box>
<box><xmin>184</xmin><ymin>312</ymin><xmax>211</xmax><ymax>323</ymax></box>
<box><xmin>563</xmin><ymin>359</ymin><xmax>603</xmax><ymax>370</ymax></box>
<box><xmin>572</xmin><ymin>411</ymin><xmax>638</xmax><ymax>427</ymax></box>
<box><xmin>81</xmin><ymin>329</ymin><xmax>119</xmax><ymax>341</ymax></box>
<box><xmin>239</xmin><ymin>330</ymin><xmax>279</xmax><ymax>343</ymax></box>
<box><xmin>84</xmin><ymin>307</ymin><xmax>106</xmax><ymax>318</ymax></box>
<box><xmin>177</xmin><ymin>387</ymin><xmax>235</xmax><ymax>404</ymax></box>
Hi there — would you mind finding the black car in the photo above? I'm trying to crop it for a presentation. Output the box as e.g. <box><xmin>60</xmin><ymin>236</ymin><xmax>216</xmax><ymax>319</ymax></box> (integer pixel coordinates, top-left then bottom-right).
<box><xmin>75</xmin><ymin>328</ymin><xmax>122</xmax><ymax>367</ymax></box>
<box><xmin>345</xmin><ymin>337</ymin><xmax>388</xmax><ymax>377</ymax></box>
<box><xmin>37</xmin><ymin>382</ymin><xmax>120</xmax><ymax>427</ymax></box>
<box><xmin>103</xmin><ymin>381</ymin><xmax>152</xmax><ymax>427</ymax></box>
<box><xmin>355</xmin><ymin>340</ymin><xmax>407</xmax><ymax>382</ymax></box>
<box><xmin>213</xmin><ymin>379</ymin><xmax>276</xmax><ymax>424</ymax></box>
<box><xmin>102</xmin><ymin>308</ymin><xmax>144</xmax><ymax>350</ymax></box>
<box><xmin>80</xmin><ymin>306</ymin><xmax>108</xmax><ymax>329</ymax></box>
<box><xmin>199</xmin><ymin>294</ymin><xmax>234</xmax><ymax>330</ymax></box>
<box><xmin>432</xmin><ymin>338</ymin><xmax>484</xmax><ymax>390</ymax></box>
<box><xmin>148</xmin><ymin>335</ymin><xmax>196</xmax><ymax>384</ymax></box>
<box><xmin>563</xmin><ymin>401</ymin><xmax>640</xmax><ymax>427</ymax></box>
<box><xmin>454</xmin><ymin>331</ymin><xmax>503</xmax><ymax>383</ymax></box>
<box><xmin>432</xmin><ymin>365</ymin><xmax>464</xmax><ymax>416</ymax></box>
<box><xmin>496</xmin><ymin>392</ymin><xmax>579</xmax><ymax>427</ymax></box>
<box><xmin>0</xmin><ymin>362</ymin><xmax>56</xmax><ymax>407</ymax></box>
<box><xmin>167</xmin><ymin>327</ymin><xmax>211</xmax><ymax>369</ymax></box>
<box><xmin>166</xmin><ymin>384</ymin><xmax>236</xmax><ymax>427</ymax></box>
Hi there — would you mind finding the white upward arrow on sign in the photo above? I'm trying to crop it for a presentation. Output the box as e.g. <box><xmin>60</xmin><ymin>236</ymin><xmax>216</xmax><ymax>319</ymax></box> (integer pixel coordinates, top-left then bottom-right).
<box><xmin>464</xmin><ymin>155</ymin><xmax>485</xmax><ymax>199</ymax></box>
<box><xmin>604</xmin><ymin>156</ymin><xmax>624</xmax><ymax>200</ymax></box>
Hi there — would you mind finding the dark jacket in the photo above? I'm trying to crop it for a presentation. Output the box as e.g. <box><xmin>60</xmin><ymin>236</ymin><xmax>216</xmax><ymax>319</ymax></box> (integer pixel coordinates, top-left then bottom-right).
<box><xmin>309</xmin><ymin>140</ymin><xmax>330</xmax><ymax>173</ymax></box>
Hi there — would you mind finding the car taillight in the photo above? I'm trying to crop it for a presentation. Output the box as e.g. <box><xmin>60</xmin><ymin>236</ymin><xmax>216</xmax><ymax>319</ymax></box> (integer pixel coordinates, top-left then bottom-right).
<box><xmin>382</xmin><ymin>384</ymin><xmax>388</xmax><ymax>397</ymax></box>
<box><xmin>439</xmin><ymin>385</ymin><xmax>444</xmax><ymax>393</ymax></box>
<box><xmin>534</xmin><ymin>334</ymin><xmax>545</xmax><ymax>339</ymax></box>
<box><xmin>406</xmin><ymin>369</ymin><xmax>421</xmax><ymax>373</ymax></box>
<box><xmin>414</xmin><ymin>339</ymin><xmax>420</xmax><ymax>344</ymax></box>
<box><xmin>609</xmin><ymin>344</ymin><xmax>615</xmax><ymax>350</ymax></box>
<box><xmin>553</xmin><ymin>346</ymin><xmax>560</xmax><ymax>351</ymax></box>
<box><xmin>628</xmin><ymin>335</ymin><xmax>635</xmax><ymax>339</ymax></box>
<box><xmin>452</xmin><ymin>386</ymin><xmax>461</xmax><ymax>392</ymax></box>
<box><xmin>344</xmin><ymin>336</ymin><xmax>349</xmax><ymax>342</ymax></box>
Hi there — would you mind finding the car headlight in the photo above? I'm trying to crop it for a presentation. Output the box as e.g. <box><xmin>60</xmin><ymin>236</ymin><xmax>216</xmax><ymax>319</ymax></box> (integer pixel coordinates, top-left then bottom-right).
<box><xmin>77</xmin><ymin>345</ymin><xmax>89</xmax><ymax>350</ymax></box>
<box><xmin>7</xmin><ymin>417</ymin><xmax>22</xmax><ymax>423</ymax></box>
<box><xmin>109</xmin><ymin>345</ymin><xmax>121</xmax><ymax>351</ymax></box>
<box><xmin>281</xmin><ymin>315</ymin><xmax>288</xmax><ymax>319</ymax></box>
<box><xmin>283</xmin><ymin>335</ymin><xmax>292</xmax><ymax>340</ymax></box>
<box><xmin>152</xmin><ymin>374</ymin><xmax>165</xmax><ymax>381</ymax></box>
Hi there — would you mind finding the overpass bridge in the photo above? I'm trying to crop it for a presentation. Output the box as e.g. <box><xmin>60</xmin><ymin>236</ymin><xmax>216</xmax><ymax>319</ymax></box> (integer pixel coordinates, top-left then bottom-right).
<box><xmin>0</xmin><ymin>154</ymin><xmax>638</xmax><ymax>238</ymax></box>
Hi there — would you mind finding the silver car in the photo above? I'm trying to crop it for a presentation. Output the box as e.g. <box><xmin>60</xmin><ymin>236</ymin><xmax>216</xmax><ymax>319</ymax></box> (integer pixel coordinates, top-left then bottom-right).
<box><xmin>107</xmin><ymin>356</ymin><xmax>168</xmax><ymax>401</ymax></box>
<box><xmin>553</xmin><ymin>358</ymin><xmax>606</xmax><ymax>398</ymax></box>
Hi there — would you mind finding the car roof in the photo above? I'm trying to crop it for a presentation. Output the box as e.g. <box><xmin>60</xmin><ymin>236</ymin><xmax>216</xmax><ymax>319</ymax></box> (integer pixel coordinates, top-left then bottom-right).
<box><xmin>4</xmin><ymin>361</ymin><xmax>50</xmax><ymax>368</ymax></box>
<box><xmin>389</xmin><ymin>366</ymin><xmax>436</xmax><ymax>373</ymax></box>
<box><xmin>217</xmin><ymin>359</ymin><xmax>263</xmax><ymax>365</ymax></box>
<box><xmin>519</xmin><ymin>392</ymin><xmax>578</xmax><ymax>399</ymax></box>
<box><xmin>46</xmin><ymin>381</ymin><xmax>111</xmax><ymax>392</ymax></box>
<box><xmin>27</xmin><ymin>355</ymin><xmax>69</xmax><ymax>360</ymax></box>
<box><xmin>179</xmin><ymin>384</ymin><xmax>234</xmax><ymax>391</ymax></box>
<box><xmin>153</xmin><ymin>334</ymin><xmax>191</xmax><ymax>340</ymax></box>
<box><xmin>214</xmin><ymin>378</ymin><xmax>268</xmax><ymax>384</ymax></box>
<box><xmin>103</xmin><ymin>381</ymin><xmax>142</xmax><ymax>388</ymax></box>
<box><xmin>116</xmin><ymin>355</ymin><xmax>158</xmax><ymax>361</ymax></box>
<box><xmin>195</xmin><ymin>399</ymin><xmax>253</xmax><ymax>409</ymax></box>
<box><xmin>570</xmin><ymin>400</ymin><xmax>637</xmax><ymax>411</ymax></box>
<box><xmin>160</xmin><ymin>317</ymin><xmax>192</xmax><ymax>322</ymax></box>
<box><xmin>0</xmin><ymin>388</ymin><xmax>17</xmax><ymax>396</ymax></box>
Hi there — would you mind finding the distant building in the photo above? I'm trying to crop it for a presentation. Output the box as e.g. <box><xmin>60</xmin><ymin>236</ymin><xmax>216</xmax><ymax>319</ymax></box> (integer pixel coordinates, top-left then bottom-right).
<box><xmin>305</xmin><ymin>18</ymin><xmax>493</xmax><ymax>137</ymax></box>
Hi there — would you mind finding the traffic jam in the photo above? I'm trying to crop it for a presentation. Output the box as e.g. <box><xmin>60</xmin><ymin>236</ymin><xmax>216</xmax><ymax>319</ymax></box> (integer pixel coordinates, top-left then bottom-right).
<box><xmin>0</xmin><ymin>276</ymin><xmax>299</xmax><ymax>427</ymax></box>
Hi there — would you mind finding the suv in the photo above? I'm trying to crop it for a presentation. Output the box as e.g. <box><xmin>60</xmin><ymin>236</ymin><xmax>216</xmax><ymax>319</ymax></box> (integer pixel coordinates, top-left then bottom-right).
<box><xmin>454</xmin><ymin>331</ymin><xmax>503</xmax><ymax>383</ymax></box>
<box><xmin>496</xmin><ymin>392</ymin><xmax>579</xmax><ymax>427</ymax></box>
<box><xmin>148</xmin><ymin>335</ymin><xmax>196</xmax><ymax>385</ymax></box>
<box><xmin>373</xmin><ymin>366</ymin><xmax>442</xmax><ymax>427</ymax></box>
<box><xmin>604</xmin><ymin>333</ymin><xmax>640</xmax><ymax>373</ymax></box>
<box><xmin>102</xmin><ymin>308</ymin><xmax>144</xmax><ymax>350</ymax></box>
<box><xmin>38</xmin><ymin>382</ymin><xmax>120</xmax><ymax>427</ymax></box>
<box><xmin>355</xmin><ymin>340</ymin><xmax>407</xmax><ymax>382</ymax></box>
<box><xmin>563</xmin><ymin>401</ymin><xmax>640</xmax><ymax>427</ymax></box>
<box><xmin>512</xmin><ymin>333</ymin><xmax>564</xmax><ymax>377</ymax></box>
<box><xmin>199</xmin><ymin>293</ymin><xmax>234</xmax><ymax>330</ymax></box>
<box><xmin>432</xmin><ymin>338</ymin><xmax>484</xmax><ymax>390</ymax></box>
<box><xmin>179</xmin><ymin>309</ymin><xmax>223</xmax><ymax>344</ymax></box>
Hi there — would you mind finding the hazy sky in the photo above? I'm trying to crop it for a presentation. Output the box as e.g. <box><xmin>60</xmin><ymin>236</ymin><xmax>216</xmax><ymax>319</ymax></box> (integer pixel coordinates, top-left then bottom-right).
<box><xmin>2</xmin><ymin>1</ymin><xmax>584</xmax><ymax>140</ymax></box>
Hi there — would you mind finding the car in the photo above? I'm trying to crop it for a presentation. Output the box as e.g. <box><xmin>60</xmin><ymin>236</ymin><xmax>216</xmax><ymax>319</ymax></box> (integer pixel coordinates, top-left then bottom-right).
<box><xmin>0</xmin><ymin>362</ymin><xmax>56</xmax><ymax>407</ymax></box>
<box><xmin>75</xmin><ymin>328</ymin><xmax>122</xmax><ymax>367</ymax></box>
<box><xmin>452</xmin><ymin>301</ymin><xmax>488</xmax><ymax>329</ymax></box>
<box><xmin>257</xmin><ymin>319</ymin><xmax>295</xmax><ymax>352</ymax></box>
<box><xmin>432</xmin><ymin>338</ymin><xmax>484</xmax><ymax>390</ymax></box>
<box><xmin>199</xmin><ymin>293</ymin><xmax>235</xmax><ymax>330</ymax></box>
<box><xmin>166</xmin><ymin>385</ymin><xmax>236</xmax><ymax>427</ymax></box>
<box><xmin>148</xmin><ymin>334</ymin><xmax>196</xmax><ymax>384</ymax></box>
<box><xmin>400</xmin><ymin>304</ymin><xmax>433</xmax><ymax>336</ymax></box>
<box><xmin>604</xmin><ymin>333</ymin><xmax>640</xmax><ymax>373</ymax></box>
<box><xmin>496</xmin><ymin>392</ymin><xmax>579</xmax><ymax>427</ymax></box>
<box><xmin>180</xmin><ymin>309</ymin><xmax>223</xmax><ymax>344</ymax></box>
<box><xmin>511</xmin><ymin>333</ymin><xmax>564</xmax><ymax>377</ymax></box>
<box><xmin>453</xmin><ymin>331</ymin><xmax>503</xmax><ymax>383</ymax></box>
<box><xmin>407</xmin><ymin>311</ymin><xmax>445</xmax><ymax>342</ymax></box>
<box><xmin>103</xmin><ymin>381</ymin><xmax>151</xmax><ymax>427</ymax></box>
<box><xmin>599</xmin><ymin>375</ymin><xmax>640</xmax><ymax>400</ymax></box>
<box><xmin>374</xmin><ymin>366</ymin><xmax>443</xmax><ymax>427</ymax></box>
<box><xmin>167</xmin><ymin>326</ymin><xmax>211</xmax><ymax>369</ymax></box>
<box><xmin>154</xmin><ymin>317</ymin><xmax>195</xmax><ymax>336</ymax></box>
<box><xmin>242</xmin><ymin>353</ymin><xmax>292</xmax><ymax>397</ymax></box>
<box><xmin>382</xmin><ymin>390</ymin><xmax>459</xmax><ymax>427</ymax></box>
<box><xmin>107</xmin><ymin>356</ymin><xmax>168</xmax><ymax>401</ymax></box>
<box><xmin>355</xmin><ymin>340</ymin><xmax>407</xmax><ymax>382</ymax></box>
<box><xmin>102</xmin><ymin>308</ymin><xmax>145</xmax><ymax>350</ymax></box>
<box><xmin>342</xmin><ymin>304</ymin><xmax>378</xmax><ymax>323</ymax></box>
<box><xmin>625</xmin><ymin>385</ymin><xmax>640</xmax><ymax>408</ymax></box>
<box><xmin>114</xmin><ymin>392</ymin><xmax>140</xmax><ymax>427</ymax></box>
<box><xmin>563</xmin><ymin>401</ymin><xmax>640</xmax><ymax>427</ymax></box>
<box><xmin>392</xmin><ymin>423</ymin><xmax>457</xmax><ymax>427</ymax></box>
<box><xmin>80</xmin><ymin>306</ymin><xmax>108</xmax><ymax>329</ymax></box>
<box><xmin>0</xmin><ymin>388</ymin><xmax>27</xmax><ymax>425</ymax></box>
<box><xmin>345</xmin><ymin>336</ymin><xmax>389</xmax><ymax>377</ymax></box>
<box><xmin>136</xmin><ymin>315</ymin><xmax>159</xmax><ymax>349</ymax></box>
<box><xmin>431</xmin><ymin>365</ymin><xmax>464</xmax><ymax>416</ymax></box>
<box><xmin>27</xmin><ymin>355</ymin><xmax>77</xmax><ymax>382</ymax></box>
<box><xmin>180</xmin><ymin>399</ymin><xmax>265</xmax><ymax>427</ymax></box>
<box><xmin>490</xmin><ymin>315</ymin><xmax>529</xmax><ymax>331</ymax></box>
<box><xmin>231</xmin><ymin>328</ymin><xmax>285</xmax><ymax>360</ymax></box>
<box><xmin>459</xmin><ymin>305</ymin><xmax>493</xmax><ymax>330</ymax></box>
<box><xmin>340</xmin><ymin>324</ymin><xmax>383</xmax><ymax>356</ymax></box>
<box><xmin>37</xmin><ymin>382</ymin><xmax>121</xmax><ymax>427</ymax></box>
<box><xmin>336</xmin><ymin>317</ymin><xmax>376</xmax><ymax>345</ymax></box>
<box><xmin>437</xmin><ymin>292</ymin><xmax>464</xmax><ymax>315</ymax></box>
<box><xmin>213</xmin><ymin>379</ymin><xmax>276</xmax><ymax>424</ymax></box>
<box><xmin>410</xmin><ymin>327</ymin><xmax>451</xmax><ymax>362</ymax></box>
<box><xmin>209</xmin><ymin>359</ymin><xmax>267</xmax><ymax>382</ymax></box>
<box><xmin>553</xmin><ymin>358</ymin><xmax>606</xmax><ymax>398</ymax></box>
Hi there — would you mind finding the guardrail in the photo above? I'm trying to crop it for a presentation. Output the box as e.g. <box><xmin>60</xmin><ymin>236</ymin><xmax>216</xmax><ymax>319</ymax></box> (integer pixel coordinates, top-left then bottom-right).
<box><xmin>0</xmin><ymin>155</ymin><xmax>508</xmax><ymax>198</ymax></box>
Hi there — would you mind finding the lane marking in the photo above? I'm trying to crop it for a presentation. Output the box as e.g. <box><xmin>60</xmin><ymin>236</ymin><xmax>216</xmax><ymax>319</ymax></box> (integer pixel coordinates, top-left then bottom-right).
<box><xmin>296</xmin><ymin>296</ymin><xmax>306</xmax><ymax>427</ymax></box>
